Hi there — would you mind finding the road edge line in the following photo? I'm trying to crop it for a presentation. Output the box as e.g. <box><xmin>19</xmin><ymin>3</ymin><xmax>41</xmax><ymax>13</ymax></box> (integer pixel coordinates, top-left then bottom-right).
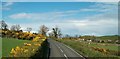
<box><xmin>63</xmin><ymin>43</ymin><xmax>86</xmax><ymax>59</ymax></box>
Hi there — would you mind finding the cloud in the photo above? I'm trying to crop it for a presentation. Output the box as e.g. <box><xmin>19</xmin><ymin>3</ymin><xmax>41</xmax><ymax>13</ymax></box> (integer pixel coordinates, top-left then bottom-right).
<box><xmin>64</xmin><ymin>20</ymin><xmax>117</xmax><ymax>36</ymax></box>
<box><xmin>2</xmin><ymin>2</ymin><xmax>13</xmax><ymax>10</ymax></box>
<box><xmin>65</xmin><ymin>11</ymin><xmax>118</xmax><ymax>35</ymax></box>
<box><xmin>5</xmin><ymin>2</ymin><xmax>118</xmax><ymax>36</ymax></box>
<box><xmin>7</xmin><ymin>11</ymin><xmax>118</xmax><ymax>36</ymax></box>
<box><xmin>77</xmin><ymin>0</ymin><xmax>119</xmax><ymax>2</ymax></box>
<box><xmin>8</xmin><ymin>12</ymin><xmax>74</xmax><ymax>22</ymax></box>
<box><xmin>2</xmin><ymin>0</ymin><xmax>119</xmax><ymax>2</ymax></box>
<box><xmin>8</xmin><ymin>2</ymin><xmax>117</xmax><ymax>20</ymax></box>
<box><xmin>6</xmin><ymin>16</ymin><xmax>118</xmax><ymax>36</ymax></box>
<box><xmin>3</xmin><ymin>2</ymin><xmax>13</xmax><ymax>7</ymax></box>
<box><xmin>53</xmin><ymin>10</ymin><xmax>117</xmax><ymax>36</ymax></box>
<box><xmin>6</xmin><ymin>22</ymin><xmax>40</xmax><ymax>32</ymax></box>
<box><xmin>9</xmin><ymin>13</ymin><xmax>32</xmax><ymax>19</ymax></box>
<box><xmin>80</xmin><ymin>2</ymin><xmax>118</xmax><ymax>13</ymax></box>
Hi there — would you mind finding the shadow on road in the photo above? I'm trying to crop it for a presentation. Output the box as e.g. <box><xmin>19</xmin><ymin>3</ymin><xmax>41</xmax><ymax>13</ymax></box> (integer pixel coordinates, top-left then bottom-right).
<box><xmin>31</xmin><ymin>39</ymin><xmax>50</xmax><ymax>59</ymax></box>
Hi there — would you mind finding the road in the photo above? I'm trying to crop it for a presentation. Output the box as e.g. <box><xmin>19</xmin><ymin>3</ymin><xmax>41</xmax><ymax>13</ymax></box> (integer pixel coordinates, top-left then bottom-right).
<box><xmin>48</xmin><ymin>39</ymin><xmax>86</xmax><ymax>59</ymax></box>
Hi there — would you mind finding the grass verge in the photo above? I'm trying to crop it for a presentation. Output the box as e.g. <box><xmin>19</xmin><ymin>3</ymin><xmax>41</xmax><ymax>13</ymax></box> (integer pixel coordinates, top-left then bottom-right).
<box><xmin>2</xmin><ymin>38</ymin><xmax>31</xmax><ymax>57</ymax></box>
<box><xmin>57</xmin><ymin>39</ymin><xmax>120</xmax><ymax>59</ymax></box>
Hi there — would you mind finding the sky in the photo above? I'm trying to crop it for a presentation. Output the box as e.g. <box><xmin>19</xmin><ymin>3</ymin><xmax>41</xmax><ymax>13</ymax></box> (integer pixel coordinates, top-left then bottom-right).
<box><xmin>1</xmin><ymin>2</ymin><xmax>118</xmax><ymax>36</ymax></box>
<box><xmin>2</xmin><ymin>0</ymin><xmax>119</xmax><ymax>2</ymax></box>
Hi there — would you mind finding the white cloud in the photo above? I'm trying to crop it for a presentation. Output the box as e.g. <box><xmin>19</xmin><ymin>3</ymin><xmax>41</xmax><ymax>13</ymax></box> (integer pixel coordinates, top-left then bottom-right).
<box><xmin>80</xmin><ymin>2</ymin><xmax>118</xmax><ymax>12</ymax></box>
<box><xmin>3</xmin><ymin>2</ymin><xmax>13</xmax><ymax>7</ymax></box>
<box><xmin>8</xmin><ymin>12</ymin><xmax>73</xmax><ymax>21</ymax></box>
<box><xmin>6</xmin><ymin>16</ymin><xmax>118</xmax><ymax>36</ymax></box>
<box><xmin>2</xmin><ymin>2</ymin><xmax>14</xmax><ymax>10</ymax></box>
<box><xmin>8</xmin><ymin>2</ymin><xmax>117</xmax><ymax>21</ymax></box>
<box><xmin>65</xmin><ymin>12</ymin><xmax>118</xmax><ymax>35</ymax></box>
<box><xmin>2</xmin><ymin>0</ymin><xmax>119</xmax><ymax>2</ymax></box>
<box><xmin>5</xmin><ymin>2</ymin><xmax>118</xmax><ymax>36</ymax></box>
<box><xmin>9</xmin><ymin>13</ymin><xmax>31</xmax><ymax>19</ymax></box>
<box><xmin>2</xmin><ymin>7</ymin><xmax>10</xmax><ymax>10</ymax></box>
<box><xmin>76</xmin><ymin>0</ymin><xmax>119</xmax><ymax>2</ymax></box>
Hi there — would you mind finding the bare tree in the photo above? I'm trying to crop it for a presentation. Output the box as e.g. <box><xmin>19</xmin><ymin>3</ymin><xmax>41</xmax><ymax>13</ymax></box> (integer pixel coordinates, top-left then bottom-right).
<box><xmin>15</xmin><ymin>24</ymin><xmax>21</xmax><ymax>31</ymax></box>
<box><xmin>75</xmin><ymin>35</ymin><xmax>79</xmax><ymax>38</ymax></box>
<box><xmin>0</xmin><ymin>20</ymin><xmax>8</xmax><ymax>30</ymax></box>
<box><xmin>52</xmin><ymin>26</ymin><xmax>62</xmax><ymax>38</ymax></box>
<box><xmin>48</xmin><ymin>31</ymin><xmax>54</xmax><ymax>37</ymax></box>
<box><xmin>26</xmin><ymin>27</ymin><xmax>32</xmax><ymax>32</ymax></box>
<box><xmin>65</xmin><ymin>34</ymin><xmax>70</xmax><ymax>38</ymax></box>
<box><xmin>10</xmin><ymin>24</ymin><xmax>21</xmax><ymax>31</ymax></box>
<box><xmin>58</xmin><ymin>29</ymin><xmax>62</xmax><ymax>38</ymax></box>
<box><xmin>10</xmin><ymin>25</ymin><xmax>16</xmax><ymax>31</ymax></box>
<box><xmin>39</xmin><ymin>25</ymin><xmax>49</xmax><ymax>36</ymax></box>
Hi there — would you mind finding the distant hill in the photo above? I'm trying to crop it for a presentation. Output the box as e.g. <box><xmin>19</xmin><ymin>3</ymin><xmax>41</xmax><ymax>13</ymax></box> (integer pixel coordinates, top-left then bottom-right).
<box><xmin>97</xmin><ymin>35</ymin><xmax>119</xmax><ymax>40</ymax></box>
<box><xmin>80</xmin><ymin>35</ymin><xmax>119</xmax><ymax>41</ymax></box>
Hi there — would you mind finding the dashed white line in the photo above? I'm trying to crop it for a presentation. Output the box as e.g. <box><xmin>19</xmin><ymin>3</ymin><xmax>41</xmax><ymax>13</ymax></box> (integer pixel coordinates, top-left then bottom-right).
<box><xmin>63</xmin><ymin>43</ymin><xmax>86</xmax><ymax>59</ymax></box>
<box><xmin>58</xmin><ymin>46</ymin><xmax>60</xmax><ymax>48</ymax></box>
<box><xmin>56</xmin><ymin>45</ymin><xmax>68</xmax><ymax>59</ymax></box>
<box><xmin>56</xmin><ymin>45</ymin><xmax>60</xmax><ymax>48</ymax></box>
<box><xmin>60</xmin><ymin>49</ymin><xmax>64</xmax><ymax>52</ymax></box>
<box><xmin>64</xmin><ymin>54</ymin><xmax>68</xmax><ymax>59</ymax></box>
<box><xmin>57</xmin><ymin>45</ymin><xmax>64</xmax><ymax>53</ymax></box>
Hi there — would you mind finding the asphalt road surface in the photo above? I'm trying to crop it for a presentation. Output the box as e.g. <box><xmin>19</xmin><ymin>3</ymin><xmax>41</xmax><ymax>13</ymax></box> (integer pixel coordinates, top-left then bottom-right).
<box><xmin>48</xmin><ymin>39</ymin><xmax>86</xmax><ymax>59</ymax></box>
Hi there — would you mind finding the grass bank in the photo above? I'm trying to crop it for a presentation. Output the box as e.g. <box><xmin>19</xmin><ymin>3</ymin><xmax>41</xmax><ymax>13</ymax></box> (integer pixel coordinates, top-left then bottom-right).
<box><xmin>57</xmin><ymin>39</ymin><xmax>120</xmax><ymax>59</ymax></box>
<box><xmin>2</xmin><ymin>38</ymin><xmax>31</xmax><ymax>57</ymax></box>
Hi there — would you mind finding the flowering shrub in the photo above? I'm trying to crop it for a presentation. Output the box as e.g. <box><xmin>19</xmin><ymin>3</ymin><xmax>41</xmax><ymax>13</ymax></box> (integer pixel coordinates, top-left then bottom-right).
<box><xmin>1</xmin><ymin>29</ymin><xmax>46</xmax><ymax>40</ymax></box>
<box><xmin>32</xmin><ymin>37</ymin><xmax>41</xmax><ymax>42</ymax></box>
<box><xmin>0</xmin><ymin>29</ymin><xmax>47</xmax><ymax>57</ymax></box>
<box><xmin>91</xmin><ymin>47</ymin><xmax>108</xmax><ymax>54</ymax></box>
<box><xmin>9</xmin><ymin>38</ymin><xmax>46</xmax><ymax>57</ymax></box>
<box><xmin>10</xmin><ymin>46</ymin><xmax>24</xmax><ymax>57</ymax></box>
<box><xmin>34</xmin><ymin>43</ymin><xmax>41</xmax><ymax>46</ymax></box>
<box><xmin>24</xmin><ymin>43</ymin><xmax>32</xmax><ymax>46</ymax></box>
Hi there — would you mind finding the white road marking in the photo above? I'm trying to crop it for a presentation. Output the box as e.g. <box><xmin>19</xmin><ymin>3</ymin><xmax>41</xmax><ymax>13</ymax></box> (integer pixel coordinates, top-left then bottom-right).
<box><xmin>56</xmin><ymin>44</ymin><xmax>69</xmax><ymax>59</ymax></box>
<box><xmin>63</xmin><ymin>43</ymin><xmax>86</xmax><ymax>59</ymax></box>
<box><xmin>64</xmin><ymin>54</ymin><xmax>68</xmax><ymax>59</ymax></box>
<box><xmin>58</xmin><ymin>46</ymin><xmax>60</xmax><ymax>48</ymax></box>
<box><xmin>60</xmin><ymin>49</ymin><xmax>64</xmax><ymax>52</ymax></box>
<box><xmin>57</xmin><ymin>45</ymin><xmax>64</xmax><ymax>53</ymax></box>
<box><xmin>55</xmin><ymin>40</ymin><xmax>85</xmax><ymax>59</ymax></box>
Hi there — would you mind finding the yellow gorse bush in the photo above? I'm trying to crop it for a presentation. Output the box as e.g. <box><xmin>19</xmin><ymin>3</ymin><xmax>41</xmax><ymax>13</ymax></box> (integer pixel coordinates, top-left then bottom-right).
<box><xmin>1</xmin><ymin>29</ymin><xmax>47</xmax><ymax>40</ymax></box>
<box><xmin>10</xmin><ymin>48</ymin><xmax>16</xmax><ymax>54</ymax></box>
<box><xmin>9</xmin><ymin>31</ymin><xmax>47</xmax><ymax>57</ymax></box>
<box><xmin>24</xmin><ymin>49</ymin><xmax>28</xmax><ymax>53</ymax></box>
<box><xmin>32</xmin><ymin>37</ymin><xmax>41</xmax><ymax>42</ymax></box>
<box><xmin>10</xmin><ymin>42</ymin><xmax>41</xmax><ymax>57</ymax></box>
<box><xmin>34</xmin><ymin>43</ymin><xmax>41</xmax><ymax>46</ymax></box>
<box><xmin>16</xmin><ymin>46</ymin><xmax>21</xmax><ymax>51</ymax></box>
<box><xmin>91</xmin><ymin>47</ymin><xmax>108</xmax><ymax>54</ymax></box>
<box><xmin>10</xmin><ymin>46</ymin><xmax>24</xmax><ymax>57</ymax></box>
<box><xmin>0</xmin><ymin>29</ymin><xmax>47</xmax><ymax>57</ymax></box>
<box><xmin>24</xmin><ymin>43</ymin><xmax>32</xmax><ymax>46</ymax></box>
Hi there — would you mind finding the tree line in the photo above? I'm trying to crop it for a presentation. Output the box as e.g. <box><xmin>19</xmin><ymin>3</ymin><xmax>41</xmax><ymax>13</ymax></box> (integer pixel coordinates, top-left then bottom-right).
<box><xmin>0</xmin><ymin>20</ymin><xmax>62</xmax><ymax>38</ymax></box>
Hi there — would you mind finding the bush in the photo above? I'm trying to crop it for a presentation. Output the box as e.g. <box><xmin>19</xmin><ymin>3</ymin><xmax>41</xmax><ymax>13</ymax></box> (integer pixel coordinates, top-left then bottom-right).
<box><xmin>1</xmin><ymin>29</ymin><xmax>47</xmax><ymax>57</ymax></box>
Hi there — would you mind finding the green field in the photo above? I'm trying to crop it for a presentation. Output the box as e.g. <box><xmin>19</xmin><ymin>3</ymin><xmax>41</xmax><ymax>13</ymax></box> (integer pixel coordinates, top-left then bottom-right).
<box><xmin>86</xmin><ymin>42</ymin><xmax>118</xmax><ymax>51</ymax></box>
<box><xmin>2</xmin><ymin>38</ymin><xmax>31</xmax><ymax>57</ymax></box>
<box><xmin>57</xmin><ymin>39</ymin><xmax>119</xmax><ymax>58</ymax></box>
